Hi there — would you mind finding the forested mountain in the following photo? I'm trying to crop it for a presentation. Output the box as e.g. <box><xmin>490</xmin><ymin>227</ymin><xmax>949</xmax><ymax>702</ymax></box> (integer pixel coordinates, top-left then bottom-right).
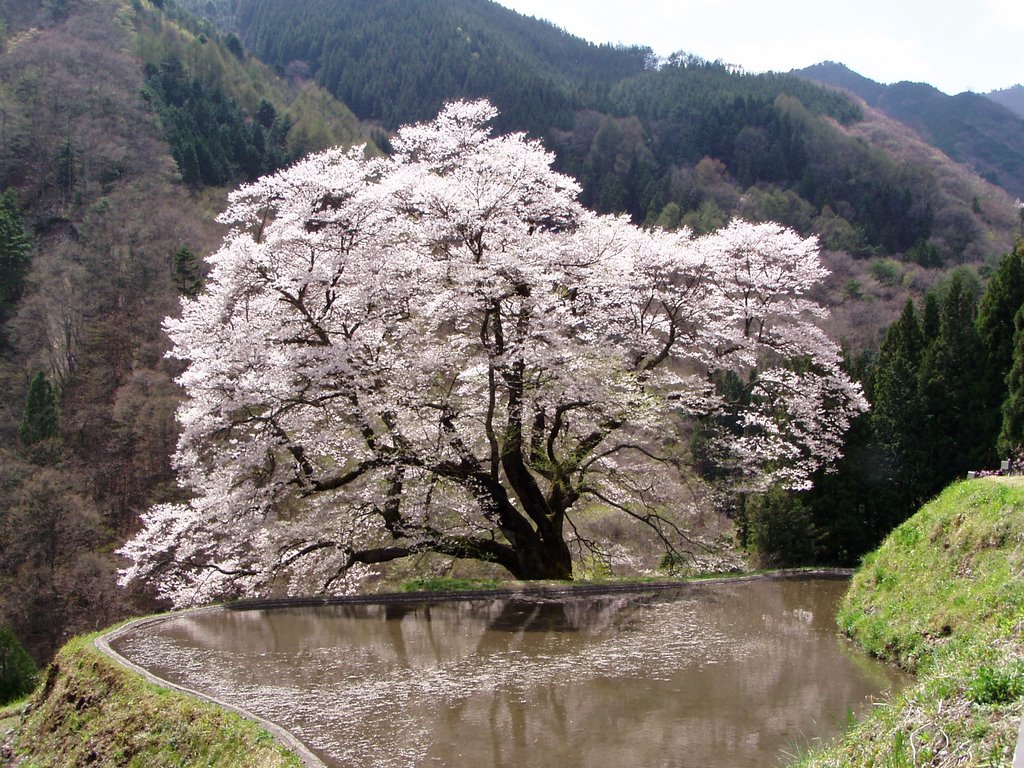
<box><xmin>796</xmin><ymin>62</ymin><xmax>1024</xmax><ymax>200</ymax></box>
<box><xmin>1</xmin><ymin>0</ymin><xmax>1023</xmax><ymax>670</ymax></box>
<box><xmin>184</xmin><ymin>0</ymin><xmax>652</xmax><ymax>133</ymax></box>
<box><xmin>182</xmin><ymin>0</ymin><xmax>1018</xmax><ymax>276</ymax></box>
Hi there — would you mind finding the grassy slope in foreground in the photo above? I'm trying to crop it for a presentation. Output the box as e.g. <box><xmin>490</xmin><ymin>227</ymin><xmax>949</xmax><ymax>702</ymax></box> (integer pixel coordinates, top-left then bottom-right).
<box><xmin>4</xmin><ymin>634</ymin><xmax>301</xmax><ymax>768</ymax></box>
<box><xmin>796</xmin><ymin>478</ymin><xmax>1024</xmax><ymax>767</ymax></box>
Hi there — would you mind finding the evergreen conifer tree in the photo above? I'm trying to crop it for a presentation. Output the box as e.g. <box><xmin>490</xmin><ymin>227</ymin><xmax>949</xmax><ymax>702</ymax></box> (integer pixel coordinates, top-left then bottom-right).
<box><xmin>872</xmin><ymin>300</ymin><xmax>928</xmax><ymax>509</ymax></box>
<box><xmin>977</xmin><ymin>240</ymin><xmax>1024</xmax><ymax>369</ymax></box>
<box><xmin>918</xmin><ymin>274</ymin><xmax>984</xmax><ymax>480</ymax></box>
<box><xmin>922</xmin><ymin>291</ymin><xmax>940</xmax><ymax>340</ymax></box>
<box><xmin>178</xmin><ymin>141</ymin><xmax>201</xmax><ymax>188</ymax></box>
<box><xmin>19</xmin><ymin>372</ymin><xmax>60</xmax><ymax>458</ymax></box>
<box><xmin>0</xmin><ymin>189</ymin><xmax>33</xmax><ymax>332</ymax></box>
<box><xmin>171</xmin><ymin>246</ymin><xmax>202</xmax><ymax>298</ymax></box>
<box><xmin>999</xmin><ymin>303</ymin><xmax>1024</xmax><ymax>458</ymax></box>
<box><xmin>976</xmin><ymin>239</ymin><xmax>1024</xmax><ymax>464</ymax></box>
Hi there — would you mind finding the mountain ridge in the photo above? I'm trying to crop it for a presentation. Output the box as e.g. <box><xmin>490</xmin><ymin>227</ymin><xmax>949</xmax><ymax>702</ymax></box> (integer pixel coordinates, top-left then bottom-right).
<box><xmin>988</xmin><ymin>84</ymin><xmax>1024</xmax><ymax>120</ymax></box>
<box><xmin>795</xmin><ymin>61</ymin><xmax>1024</xmax><ymax>199</ymax></box>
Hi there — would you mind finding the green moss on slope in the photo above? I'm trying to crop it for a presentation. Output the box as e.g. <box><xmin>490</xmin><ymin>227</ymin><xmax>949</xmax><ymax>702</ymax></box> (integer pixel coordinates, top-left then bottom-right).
<box><xmin>6</xmin><ymin>634</ymin><xmax>302</xmax><ymax>768</ymax></box>
<box><xmin>795</xmin><ymin>479</ymin><xmax>1024</xmax><ymax>767</ymax></box>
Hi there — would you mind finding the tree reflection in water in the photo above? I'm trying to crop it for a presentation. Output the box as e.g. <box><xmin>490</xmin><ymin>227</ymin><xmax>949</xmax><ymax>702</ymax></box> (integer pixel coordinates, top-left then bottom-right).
<box><xmin>112</xmin><ymin>579</ymin><xmax>908</xmax><ymax>768</ymax></box>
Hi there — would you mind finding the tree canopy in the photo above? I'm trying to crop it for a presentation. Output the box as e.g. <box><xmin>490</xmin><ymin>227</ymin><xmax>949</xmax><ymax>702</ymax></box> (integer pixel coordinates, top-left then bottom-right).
<box><xmin>118</xmin><ymin>101</ymin><xmax>865</xmax><ymax>605</ymax></box>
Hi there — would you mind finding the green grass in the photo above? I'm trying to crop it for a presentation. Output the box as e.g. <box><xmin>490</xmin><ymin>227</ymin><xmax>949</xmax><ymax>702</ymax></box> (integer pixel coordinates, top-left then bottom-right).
<box><xmin>6</xmin><ymin>633</ymin><xmax>302</xmax><ymax>768</ymax></box>
<box><xmin>1</xmin><ymin>695</ymin><xmax>29</xmax><ymax>745</ymax></box>
<box><xmin>399</xmin><ymin>576</ymin><xmax>505</xmax><ymax>592</ymax></box>
<box><xmin>395</xmin><ymin>568</ymin><xmax>845</xmax><ymax>595</ymax></box>
<box><xmin>792</xmin><ymin>478</ymin><xmax>1024</xmax><ymax>767</ymax></box>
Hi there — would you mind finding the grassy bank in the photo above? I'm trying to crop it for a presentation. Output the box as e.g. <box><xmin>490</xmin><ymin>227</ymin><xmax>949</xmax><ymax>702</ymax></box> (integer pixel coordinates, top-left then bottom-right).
<box><xmin>3</xmin><ymin>633</ymin><xmax>302</xmax><ymax>768</ymax></box>
<box><xmin>795</xmin><ymin>478</ymin><xmax>1024</xmax><ymax>767</ymax></box>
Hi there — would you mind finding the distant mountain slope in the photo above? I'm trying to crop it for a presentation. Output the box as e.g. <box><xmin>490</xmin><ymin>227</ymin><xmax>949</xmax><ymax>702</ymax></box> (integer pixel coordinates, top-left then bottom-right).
<box><xmin>136</xmin><ymin>1</ymin><xmax>376</xmax><ymax>186</ymax></box>
<box><xmin>796</xmin><ymin>62</ymin><xmax>1024</xmax><ymax>199</ymax></box>
<box><xmin>988</xmin><ymin>85</ymin><xmax>1024</xmax><ymax>120</ymax></box>
<box><xmin>181</xmin><ymin>0</ymin><xmax>1017</xmax><ymax>272</ymax></box>
<box><xmin>790</xmin><ymin>61</ymin><xmax>887</xmax><ymax>104</ymax></box>
<box><xmin>181</xmin><ymin>0</ymin><xmax>652</xmax><ymax>134</ymax></box>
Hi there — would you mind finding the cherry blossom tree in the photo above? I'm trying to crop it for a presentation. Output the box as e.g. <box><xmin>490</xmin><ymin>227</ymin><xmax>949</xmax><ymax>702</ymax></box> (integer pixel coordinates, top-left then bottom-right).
<box><xmin>118</xmin><ymin>100</ymin><xmax>866</xmax><ymax>606</ymax></box>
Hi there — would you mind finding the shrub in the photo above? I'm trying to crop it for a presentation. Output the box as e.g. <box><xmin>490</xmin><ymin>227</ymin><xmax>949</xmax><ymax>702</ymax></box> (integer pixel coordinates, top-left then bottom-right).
<box><xmin>0</xmin><ymin>626</ymin><xmax>38</xmax><ymax>704</ymax></box>
<box><xmin>868</xmin><ymin>258</ymin><xmax>903</xmax><ymax>287</ymax></box>
<box><xmin>744</xmin><ymin>486</ymin><xmax>820</xmax><ymax>567</ymax></box>
<box><xmin>967</xmin><ymin>663</ymin><xmax>1024</xmax><ymax>705</ymax></box>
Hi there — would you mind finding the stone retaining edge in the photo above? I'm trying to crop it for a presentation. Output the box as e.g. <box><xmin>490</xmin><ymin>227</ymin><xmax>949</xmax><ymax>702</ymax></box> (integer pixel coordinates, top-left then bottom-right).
<box><xmin>224</xmin><ymin>568</ymin><xmax>854</xmax><ymax>611</ymax></box>
<box><xmin>93</xmin><ymin>607</ymin><xmax>327</xmax><ymax>768</ymax></box>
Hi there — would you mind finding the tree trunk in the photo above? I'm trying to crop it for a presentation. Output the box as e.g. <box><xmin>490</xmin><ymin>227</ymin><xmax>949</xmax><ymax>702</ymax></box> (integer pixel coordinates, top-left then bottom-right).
<box><xmin>507</xmin><ymin>526</ymin><xmax>573</xmax><ymax>580</ymax></box>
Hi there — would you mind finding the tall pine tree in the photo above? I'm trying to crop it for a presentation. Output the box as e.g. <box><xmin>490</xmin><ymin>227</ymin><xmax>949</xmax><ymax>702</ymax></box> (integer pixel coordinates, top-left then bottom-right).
<box><xmin>0</xmin><ymin>189</ymin><xmax>33</xmax><ymax>338</ymax></box>
<box><xmin>872</xmin><ymin>299</ymin><xmax>929</xmax><ymax>512</ymax></box>
<box><xmin>918</xmin><ymin>273</ymin><xmax>985</xmax><ymax>481</ymax></box>
<box><xmin>171</xmin><ymin>246</ymin><xmax>202</xmax><ymax>298</ymax></box>
<box><xmin>19</xmin><ymin>372</ymin><xmax>60</xmax><ymax>463</ymax></box>
<box><xmin>977</xmin><ymin>239</ymin><xmax>1024</xmax><ymax>464</ymax></box>
<box><xmin>999</xmin><ymin>302</ymin><xmax>1024</xmax><ymax>458</ymax></box>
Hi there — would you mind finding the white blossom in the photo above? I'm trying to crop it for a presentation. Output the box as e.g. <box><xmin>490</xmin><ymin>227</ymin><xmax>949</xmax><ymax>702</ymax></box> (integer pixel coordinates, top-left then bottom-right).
<box><xmin>118</xmin><ymin>100</ymin><xmax>866</xmax><ymax>605</ymax></box>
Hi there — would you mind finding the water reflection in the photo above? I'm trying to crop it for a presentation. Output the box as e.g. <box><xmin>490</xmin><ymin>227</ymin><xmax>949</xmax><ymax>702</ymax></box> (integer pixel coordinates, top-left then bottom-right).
<box><xmin>113</xmin><ymin>578</ymin><xmax>906</xmax><ymax>767</ymax></box>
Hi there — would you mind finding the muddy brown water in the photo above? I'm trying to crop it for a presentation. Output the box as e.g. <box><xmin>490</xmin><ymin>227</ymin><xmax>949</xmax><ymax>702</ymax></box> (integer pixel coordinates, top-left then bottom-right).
<box><xmin>112</xmin><ymin>577</ymin><xmax>907</xmax><ymax>767</ymax></box>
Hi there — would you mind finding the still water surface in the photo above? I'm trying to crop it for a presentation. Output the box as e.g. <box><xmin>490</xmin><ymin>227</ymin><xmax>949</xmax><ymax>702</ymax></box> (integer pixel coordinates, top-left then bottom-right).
<box><xmin>113</xmin><ymin>578</ymin><xmax>906</xmax><ymax>768</ymax></box>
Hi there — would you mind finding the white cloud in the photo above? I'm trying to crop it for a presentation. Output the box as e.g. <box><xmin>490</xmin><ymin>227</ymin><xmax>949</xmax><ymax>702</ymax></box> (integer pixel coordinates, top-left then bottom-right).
<box><xmin>982</xmin><ymin>0</ymin><xmax>1024</xmax><ymax>30</ymax></box>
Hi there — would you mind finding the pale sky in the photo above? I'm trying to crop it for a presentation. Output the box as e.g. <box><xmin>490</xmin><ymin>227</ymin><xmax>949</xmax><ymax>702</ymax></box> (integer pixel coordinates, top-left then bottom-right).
<box><xmin>496</xmin><ymin>0</ymin><xmax>1023</xmax><ymax>95</ymax></box>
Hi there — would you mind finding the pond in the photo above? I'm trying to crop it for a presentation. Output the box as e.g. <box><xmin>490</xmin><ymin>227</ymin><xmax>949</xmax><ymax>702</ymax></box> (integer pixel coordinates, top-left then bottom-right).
<box><xmin>111</xmin><ymin>577</ymin><xmax>907</xmax><ymax>767</ymax></box>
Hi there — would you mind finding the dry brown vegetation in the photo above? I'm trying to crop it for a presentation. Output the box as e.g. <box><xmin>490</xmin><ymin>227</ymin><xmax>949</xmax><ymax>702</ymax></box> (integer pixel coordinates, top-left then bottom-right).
<box><xmin>0</xmin><ymin>0</ymin><xmax>388</xmax><ymax>666</ymax></box>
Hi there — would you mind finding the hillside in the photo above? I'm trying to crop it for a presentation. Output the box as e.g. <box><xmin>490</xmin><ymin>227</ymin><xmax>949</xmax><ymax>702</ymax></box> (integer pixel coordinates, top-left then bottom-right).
<box><xmin>182</xmin><ymin>0</ymin><xmax>652</xmax><ymax>133</ymax></box>
<box><xmin>796</xmin><ymin>62</ymin><xmax>1024</xmax><ymax>200</ymax></box>
<box><xmin>989</xmin><ymin>85</ymin><xmax>1024</xmax><ymax>120</ymax></box>
<box><xmin>0</xmin><ymin>0</ymin><xmax>219</xmax><ymax>663</ymax></box>
<box><xmin>2</xmin><ymin>633</ymin><xmax>302</xmax><ymax>767</ymax></box>
<box><xmin>796</xmin><ymin>479</ymin><xmax>1024</xmax><ymax>766</ymax></box>
<box><xmin>0</xmin><ymin>0</ymin><xmax>375</xmax><ymax>666</ymax></box>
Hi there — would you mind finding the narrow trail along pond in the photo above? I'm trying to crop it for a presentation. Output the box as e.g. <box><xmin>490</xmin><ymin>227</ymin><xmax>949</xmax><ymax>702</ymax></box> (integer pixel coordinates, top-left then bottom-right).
<box><xmin>111</xmin><ymin>577</ymin><xmax>908</xmax><ymax>767</ymax></box>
